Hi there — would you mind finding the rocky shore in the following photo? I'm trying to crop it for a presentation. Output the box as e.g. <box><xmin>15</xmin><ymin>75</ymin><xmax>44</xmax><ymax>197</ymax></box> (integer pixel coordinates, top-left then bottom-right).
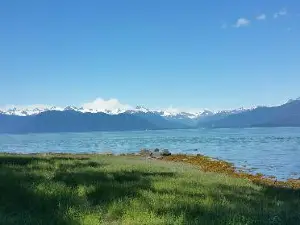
<box><xmin>2</xmin><ymin>149</ymin><xmax>300</xmax><ymax>189</ymax></box>
<box><xmin>133</xmin><ymin>148</ymin><xmax>300</xmax><ymax>189</ymax></box>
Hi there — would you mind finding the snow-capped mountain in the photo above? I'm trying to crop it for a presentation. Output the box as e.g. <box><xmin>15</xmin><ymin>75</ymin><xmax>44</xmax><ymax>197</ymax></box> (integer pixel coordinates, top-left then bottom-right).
<box><xmin>64</xmin><ymin>106</ymin><xmax>81</xmax><ymax>111</ymax></box>
<box><xmin>0</xmin><ymin>104</ymin><xmax>253</xmax><ymax>120</ymax></box>
<box><xmin>125</xmin><ymin>106</ymin><xmax>154</xmax><ymax>114</ymax></box>
<box><xmin>0</xmin><ymin>105</ymin><xmax>128</xmax><ymax>116</ymax></box>
<box><xmin>215</xmin><ymin>107</ymin><xmax>258</xmax><ymax>115</ymax></box>
<box><xmin>0</xmin><ymin>106</ymin><xmax>64</xmax><ymax>116</ymax></box>
<box><xmin>1</xmin><ymin>99</ymin><xmax>299</xmax><ymax>134</ymax></box>
<box><xmin>0</xmin><ymin>104</ymin><xmax>260</xmax><ymax>128</ymax></box>
<box><xmin>287</xmin><ymin>97</ymin><xmax>300</xmax><ymax>104</ymax></box>
<box><xmin>198</xmin><ymin>98</ymin><xmax>300</xmax><ymax>128</ymax></box>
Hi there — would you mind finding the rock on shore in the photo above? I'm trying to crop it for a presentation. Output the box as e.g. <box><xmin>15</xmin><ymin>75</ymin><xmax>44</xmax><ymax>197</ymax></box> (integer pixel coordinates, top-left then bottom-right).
<box><xmin>139</xmin><ymin>148</ymin><xmax>171</xmax><ymax>158</ymax></box>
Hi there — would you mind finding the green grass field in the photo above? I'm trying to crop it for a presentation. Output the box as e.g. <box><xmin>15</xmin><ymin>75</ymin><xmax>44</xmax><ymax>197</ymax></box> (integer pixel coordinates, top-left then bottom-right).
<box><xmin>0</xmin><ymin>154</ymin><xmax>299</xmax><ymax>225</ymax></box>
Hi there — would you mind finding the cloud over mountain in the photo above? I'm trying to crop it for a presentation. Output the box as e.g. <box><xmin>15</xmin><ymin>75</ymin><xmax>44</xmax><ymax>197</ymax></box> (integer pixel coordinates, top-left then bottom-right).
<box><xmin>81</xmin><ymin>98</ymin><xmax>132</xmax><ymax>112</ymax></box>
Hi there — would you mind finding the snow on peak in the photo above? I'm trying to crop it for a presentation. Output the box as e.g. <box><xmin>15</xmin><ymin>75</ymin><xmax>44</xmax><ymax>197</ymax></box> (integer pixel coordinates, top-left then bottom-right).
<box><xmin>0</xmin><ymin>105</ymin><xmax>59</xmax><ymax>116</ymax></box>
<box><xmin>215</xmin><ymin>106</ymin><xmax>257</xmax><ymax>115</ymax></box>
<box><xmin>133</xmin><ymin>106</ymin><xmax>150</xmax><ymax>113</ymax></box>
<box><xmin>49</xmin><ymin>106</ymin><xmax>64</xmax><ymax>111</ymax></box>
<box><xmin>0</xmin><ymin>97</ymin><xmax>262</xmax><ymax>119</ymax></box>
<box><xmin>159</xmin><ymin>107</ymin><xmax>213</xmax><ymax>119</ymax></box>
<box><xmin>287</xmin><ymin>97</ymin><xmax>300</xmax><ymax>104</ymax></box>
<box><xmin>64</xmin><ymin>106</ymin><xmax>80</xmax><ymax>111</ymax></box>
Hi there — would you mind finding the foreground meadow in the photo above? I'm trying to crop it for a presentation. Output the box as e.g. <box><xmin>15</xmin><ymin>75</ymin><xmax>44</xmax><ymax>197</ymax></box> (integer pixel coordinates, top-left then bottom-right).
<box><xmin>0</xmin><ymin>153</ymin><xmax>299</xmax><ymax>225</ymax></box>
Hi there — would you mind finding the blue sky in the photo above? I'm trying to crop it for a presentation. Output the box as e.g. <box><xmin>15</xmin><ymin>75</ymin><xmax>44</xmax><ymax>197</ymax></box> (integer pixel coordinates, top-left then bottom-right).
<box><xmin>1</xmin><ymin>0</ymin><xmax>299</xmax><ymax>111</ymax></box>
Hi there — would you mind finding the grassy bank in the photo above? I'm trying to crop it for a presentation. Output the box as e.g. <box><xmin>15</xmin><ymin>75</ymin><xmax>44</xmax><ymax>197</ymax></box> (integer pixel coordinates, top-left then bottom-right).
<box><xmin>163</xmin><ymin>154</ymin><xmax>300</xmax><ymax>189</ymax></box>
<box><xmin>0</xmin><ymin>153</ymin><xmax>299</xmax><ymax>225</ymax></box>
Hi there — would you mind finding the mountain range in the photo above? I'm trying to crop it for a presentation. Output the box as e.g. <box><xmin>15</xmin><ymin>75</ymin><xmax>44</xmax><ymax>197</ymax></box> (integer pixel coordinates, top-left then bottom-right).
<box><xmin>0</xmin><ymin>98</ymin><xmax>299</xmax><ymax>133</ymax></box>
<box><xmin>198</xmin><ymin>98</ymin><xmax>300</xmax><ymax>128</ymax></box>
<box><xmin>0</xmin><ymin>105</ymin><xmax>250</xmax><ymax>123</ymax></box>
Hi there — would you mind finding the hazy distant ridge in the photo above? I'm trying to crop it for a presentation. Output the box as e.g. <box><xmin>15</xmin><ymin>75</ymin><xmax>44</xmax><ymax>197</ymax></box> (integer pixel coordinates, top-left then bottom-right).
<box><xmin>198</xmin><ymin>99</ymin><xmax>300</xmax><ymax>128</ymax></box>
<box><xmin>1</xmin><ymin>99</ymin><xmax>300</xmax><ymax>133</ymax></box>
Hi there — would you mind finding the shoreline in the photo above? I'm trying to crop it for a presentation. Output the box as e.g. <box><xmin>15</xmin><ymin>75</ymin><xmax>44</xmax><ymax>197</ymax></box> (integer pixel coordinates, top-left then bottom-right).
<box><xmin>161</xmin><ymin>154</ymin><xmax>300</xmax><ymax>189</ymax></box>
<box><xmin>1</xmin><ymin>151</ymin><xmax>299</xmax><ymax>189</ymax></box>
<box><xmin>2</xmin><ymin>151</ymin><xmax>300</xmax><ymax>224</ymax></box>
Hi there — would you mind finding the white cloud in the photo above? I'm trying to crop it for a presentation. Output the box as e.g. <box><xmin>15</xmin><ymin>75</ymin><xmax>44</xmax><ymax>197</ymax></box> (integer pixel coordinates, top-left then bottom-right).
<box><xmin>256</xmin><ymin>14</ymin><xmax>266</xmax><ymax>20</ymax></box>
<box><xmin>81</xmin><ymin>98</ymin><xmax>132</xmax><ymax>112</ymax></box>
<box><xmin>233</xmin><ymin>18</ymin><xmax>250</xmax><ymax>28</ymax></box>
<box><xmin>274</xmin><ymin>8</ymin><xmax>287</xmax><ymax>18</ymax></box>
<box><xmin>221</xmin><ymin>23</ymin><xmax>227</xmax><ymax>29</ymax></box>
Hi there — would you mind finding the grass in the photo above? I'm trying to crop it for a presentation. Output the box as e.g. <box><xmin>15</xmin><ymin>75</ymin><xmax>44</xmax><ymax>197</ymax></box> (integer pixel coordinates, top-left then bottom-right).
<box><xmin>164</xmin><ymin>154</ymin><xmax>300</xmax><ymax>189</ymax></box>
<box><xmin>0</xmin><ymin>153</ymin><xmax>299</xmax><ymax>225</ymax></box>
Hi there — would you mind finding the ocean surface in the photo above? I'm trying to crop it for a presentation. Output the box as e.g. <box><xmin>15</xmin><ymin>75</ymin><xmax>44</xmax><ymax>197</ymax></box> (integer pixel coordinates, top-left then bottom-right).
<box><xmin>0</xmin><ymin>128</ymin><xmax>300</xmax><ymax>180</ymax></box>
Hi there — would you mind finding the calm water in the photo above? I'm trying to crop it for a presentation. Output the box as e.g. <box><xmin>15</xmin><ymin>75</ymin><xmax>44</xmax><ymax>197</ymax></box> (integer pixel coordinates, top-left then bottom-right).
<box><xmin>1</xmin><ymin>128</ymin><xmax>300</xmax><ymax>180</ymax></box>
